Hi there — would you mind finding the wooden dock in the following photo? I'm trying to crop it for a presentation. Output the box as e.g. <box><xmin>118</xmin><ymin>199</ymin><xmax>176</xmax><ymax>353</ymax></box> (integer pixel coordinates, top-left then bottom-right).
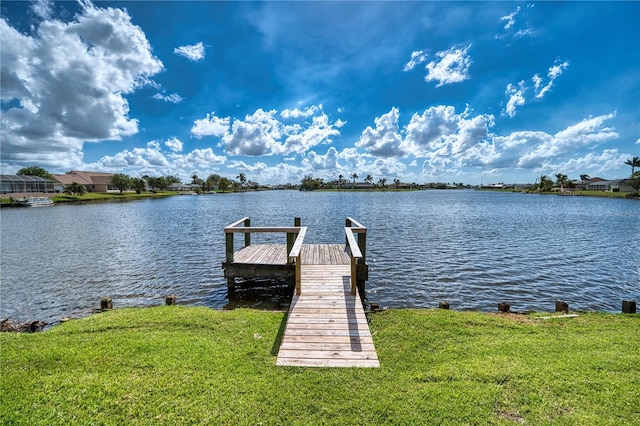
<box><xmin>276</xmin><ymin>263</ymin><xmax>379</xmax><ymax>367</ymax></box>
<box><xmin>222</xmin><ymin>217</ymin><xmax>379</xmax><ymax>368</ymax></box>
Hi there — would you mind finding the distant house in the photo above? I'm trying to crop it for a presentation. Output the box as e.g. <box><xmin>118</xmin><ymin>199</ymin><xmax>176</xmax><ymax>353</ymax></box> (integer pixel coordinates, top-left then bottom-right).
<box><xmin>0</xmin><ymin>175</ymin><xmax>55</xmax><ymax>197</ymax></box>
<box><xmin>585</xmin><ymin>178</ymin><xmax>633</xmax><ymax>192</ymax></box>
<box><xmin>52</xmin><ymin>171</ymin><xmax>116</xmax><ymax>193</ymax></box>
<box><xmin>169</xmin><ymin>183</ymin><xmax>200</xmax><ymax>193</ymax></box>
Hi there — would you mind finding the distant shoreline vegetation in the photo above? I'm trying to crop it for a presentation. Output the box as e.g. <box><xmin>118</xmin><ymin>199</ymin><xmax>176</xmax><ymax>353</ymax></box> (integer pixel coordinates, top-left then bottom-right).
<box><xmin>1</xmin><ymin>186</ymin><xmax>637</xmax><ymax>206</ymax></box>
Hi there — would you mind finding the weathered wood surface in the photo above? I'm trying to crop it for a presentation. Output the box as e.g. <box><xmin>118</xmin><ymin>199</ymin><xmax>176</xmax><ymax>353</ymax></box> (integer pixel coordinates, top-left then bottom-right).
<box><xmin>231</xmin><ymin>244</ymin><xmax>350</xmax><ymax>266</ymax></box>
<box><xmin>276</xmin><ymin>264</ymin><xmax>379</xmax><ymax>368</ymax></box>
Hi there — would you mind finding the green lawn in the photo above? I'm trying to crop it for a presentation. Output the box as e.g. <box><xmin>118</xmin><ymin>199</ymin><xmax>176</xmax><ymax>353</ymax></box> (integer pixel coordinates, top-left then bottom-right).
<box><xmin>1</xmin><ymin>307</ymin><xmax>638</xmax><ymax>425</ymax></box>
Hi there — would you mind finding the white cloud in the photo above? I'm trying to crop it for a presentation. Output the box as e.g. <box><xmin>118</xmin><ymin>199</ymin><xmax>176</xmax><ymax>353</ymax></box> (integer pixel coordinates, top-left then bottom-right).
<box><xmin>200</xmin><ymin>107</ymin><xmax>344</xmax><ymax>157</ymax></box>
<box><xmin>535</xmin><ymin>149</ymin><xmax>626</xmax><ymax>176</ymax></box>
<box><xmin>222</xmin><ymin>109</ymin><xmax>282</xmax><ymax>156</ymax></box>
<box><xmin>0</xmin><ymin>1</ymin><xmax>163</xmax><ymax>169</ymax></box>
<box><xmin>191</xmin><ymin>113</ymin><xmax>231</xmax><ymax>138</ymax></box>
<box><xmin>31</xmin><ymin>0</ymin><xmax>54</xmax><ymax>20</ymax></box>
<box><xmin>402</xmin><ymin>105</ymin><xmax>493</xmax><ymax>158</ymax></box>
<box><xmin>535</xmin><ymin>60</ymin><xmax>569</xmax><ymax>99</ymax></box>
<box><xmin>94</xmin><ymin>146</ymin><xmax>170</xmax><ymax>169</ymax></box>
<box><xmin>284</xmin><ymin>113</ymin><xmax>340</xmax><ymax>154</ymax></box>
<box><xmin>177</xmin><ymin>148</ymin><xmax>226</xmax><ymax>168</ymax></box>
<box><xmin>511</xmin><ymin>113</ymin><xmax>618</xmax><ymax>168</ymax></box>
<box><xmin>500</xmin><ymin>6</ymin><xmax>520</xmax><ymax>30</ymax></box>
<box><xmin>504</xmin><ymin>82</ymin><xmax>526</xmax><ymax>118</ymax></box>
<box><xmin>281</xmin><ymin>105</ymin><xmax>320</xmax><ymax>119</ymax></box>
<box><xmin>496</xmin><ymin>4</ymin><xmax>536</xmax><ymax>40</ymax></box>
<box><xmin>403</xmin><ymin>50</ymin><xmax>428</xmax><ymax>71</ymax></box>
<box><xmin>356</xmin><ymin>107</ymin><xmax>403</xmax><ymax>157</ymax></box>
<box><xmin>153</xmin><ymin>92</ymin><xmax>183</xmax><ymax>103</ymax></box>
<box><xmin>304</xmin><ymin>147</ymin><xmax>340</xmax><ymax>170</ymax></box>
<box><xmin>424</xmin><ymin>45</ymin><xmax>472</xmax><ymax>86</ymax></box>
<box><xmin>174</xmin><ymin>41</ymin><xmax>205</xmax><ymax>62</ymax></box>
<box><xmin>164</xmin><ymin>137</ymin><xmax>183</xmax><ymax>153</ymax></box>
<box><xmin>502</xmin><ymin>60</ymin><xmax>569</xmax><ymax>117</ymax></box>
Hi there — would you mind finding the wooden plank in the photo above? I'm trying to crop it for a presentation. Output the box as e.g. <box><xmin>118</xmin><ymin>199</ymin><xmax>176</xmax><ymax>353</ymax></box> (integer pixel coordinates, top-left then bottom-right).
<box><xmin>276</xmin><ymin>358</ymin><xmax>379</xmax><ymax>368</ymax></box>
<box><xmin>277</xmin><ymin>260</ymin><xmax>379</xmax><ymax>368</ymax></box>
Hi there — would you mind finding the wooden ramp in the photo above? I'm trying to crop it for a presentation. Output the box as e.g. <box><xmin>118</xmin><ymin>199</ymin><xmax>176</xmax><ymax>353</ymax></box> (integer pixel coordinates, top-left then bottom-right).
<box><xmin>276</xmin><ymin>263</ymin><xmax>379</xmax><ymax>368</ymax></box>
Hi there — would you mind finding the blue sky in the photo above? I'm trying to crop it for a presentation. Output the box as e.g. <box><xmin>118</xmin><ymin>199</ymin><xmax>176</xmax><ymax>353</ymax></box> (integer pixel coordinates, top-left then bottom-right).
<box><xmin>1</xmin><ymin>1</ymin><xmax>638</xmax><ymax>185</ymax></box>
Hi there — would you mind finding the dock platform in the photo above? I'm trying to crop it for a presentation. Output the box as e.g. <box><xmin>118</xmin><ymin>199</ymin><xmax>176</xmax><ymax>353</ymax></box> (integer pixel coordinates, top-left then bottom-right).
<box><xmin>222</xmin><ymin>217</ymin><xmax>378</xmax><ymax>368</ymax></box>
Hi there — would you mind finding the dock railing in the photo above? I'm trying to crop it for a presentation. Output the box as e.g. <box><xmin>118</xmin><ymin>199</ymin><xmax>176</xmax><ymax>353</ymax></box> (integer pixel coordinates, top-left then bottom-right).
<box><xmin>224</xmin><ymin>217</ymin><xmax>307</xmax><ymax>293</ymax></box>
<box><xmin>345</xmin><ymin>217</ymin><xmax>367</xmax><ymax>295</ymax></box>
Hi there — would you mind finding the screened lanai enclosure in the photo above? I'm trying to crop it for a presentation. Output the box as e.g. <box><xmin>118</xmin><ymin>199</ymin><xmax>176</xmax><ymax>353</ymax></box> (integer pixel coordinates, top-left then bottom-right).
<box><xmin>1</xmin><ymin>175</ymin><xmax>56</xmax><ymax>196</ymax></box>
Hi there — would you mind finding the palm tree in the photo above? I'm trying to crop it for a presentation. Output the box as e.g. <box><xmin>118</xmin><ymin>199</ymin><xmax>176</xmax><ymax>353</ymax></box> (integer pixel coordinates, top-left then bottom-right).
<box><xmin>624</xmin><ymin>157</ymin><xmax>640</xmax><ymax>176</ymax></box>
<box><xmin>555</xmin><ymin>173</ymin><xmax>568</xmax><ymax>192</ymax></box>
<box><xmin>378</xmin><ymin>178</ymin><xmax>387</xmax><ymax>189</ymax></box>
<box><xmin>579</xmin><ymin>174</ymin><xmax>590</xmax><ymax>190</ymax></box>
<box><xmin>393</xmin><ymin>178</ymin><xmax>400</xmax><ymax>189</ymax></box>
<box><xmin>338</xmin><ymin>174</ymin><xmax>344</xmax><ymax>188</ymax></box>
<box><xmin>236</xmin><ymin>173</ymin><xmax>247</xmax><ymax>191</ymax></box>
<box><xmin>350</xmin><ymin>173</ymin><xmax>358</xmax><ymax>188</ymax></box>
<box><xmin>365</xmin><ymin>174</ymin><xmax>373</xmax><ymax>188</ymax></box>
<box><xmin>538</xmin><ymin>175</ymin><xmax>550</xmax><ymax>192</ymax></box>
<box><xmin>191</xmin><ymin>174</ymin><xmax>199</xmax><ymax>185</ymax></box>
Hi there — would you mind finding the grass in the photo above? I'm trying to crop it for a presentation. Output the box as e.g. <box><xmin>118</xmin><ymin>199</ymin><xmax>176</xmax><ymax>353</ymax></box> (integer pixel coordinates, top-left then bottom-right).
<box><xmin>1</xmin><ymin>307</ymin><xmax>638</xmax><ymax>425</ymax></box>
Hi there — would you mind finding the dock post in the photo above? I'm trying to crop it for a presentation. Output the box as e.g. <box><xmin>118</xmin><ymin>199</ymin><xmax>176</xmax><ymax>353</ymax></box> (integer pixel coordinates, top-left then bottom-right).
<box><xmin>555</xmin><ymin>301</ymin><xmax>569</xmax><ymax>313</ymax></box>
<box><xmin>357</xmin><ymin>231</ymin><xmax>367</xmax><ymax>264</ymax></box>
<box><xmin>345</xmin><ymin>218</ymin><xmax>351</xmax><ymax>246</ymax></box>
<box><xmin>498</xmin><ymin>302</ymin><xmax>510</xmax><ymax>313</ymax></box>
<box><xmin>294</xmin><ymin>217</ymin><xmax>301</xmax><ymax>227</ymax></box>
<box><xmin>100</xmin><ymin>297</ymin><xmax>113</xmax><ymax>310</ymax></box>
<box><xmin>622</xmin><ymin>300</ymin><xmax>636</xmax><ymax>314</ymax></box>
<box><xmin>244</xmin><ymin>218</ymin><xmax>251</xmax><ymax>246</ymax></box>
<box><xmin>225</xmin><ymin>232</ymin><xmax>234</xmax><ymax>263</ymax></box>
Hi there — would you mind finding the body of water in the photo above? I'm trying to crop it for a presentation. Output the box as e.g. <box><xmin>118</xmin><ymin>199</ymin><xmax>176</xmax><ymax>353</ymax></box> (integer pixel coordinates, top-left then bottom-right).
<box><xmin>1</xmin><ymin>190</ymin><xmax>638</xmax><ymax>324</ymax></box>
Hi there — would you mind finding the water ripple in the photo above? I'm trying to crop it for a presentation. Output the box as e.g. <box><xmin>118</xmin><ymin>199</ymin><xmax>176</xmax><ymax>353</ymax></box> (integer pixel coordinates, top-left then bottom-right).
<box><xmin>1</xmin><ymin>192</ymin><xmax>639</xmax><ymax>323</ymax></box>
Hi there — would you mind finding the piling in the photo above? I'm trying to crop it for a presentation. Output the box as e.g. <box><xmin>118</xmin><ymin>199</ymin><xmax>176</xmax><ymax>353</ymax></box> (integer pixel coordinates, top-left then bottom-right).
<box><xmin>622</xmin><ymin>300</ymin><xmax>636</xmax><ymax>314</ymax></box>
<box><xmin>555</xmin><ymin>301</ymin><xmax>569</xmax><ymax>313</ymax></box>
<box><xmin>100</xmin><ymin>297</ymin><xmax>113</xmax><ymax>310</ymax></box>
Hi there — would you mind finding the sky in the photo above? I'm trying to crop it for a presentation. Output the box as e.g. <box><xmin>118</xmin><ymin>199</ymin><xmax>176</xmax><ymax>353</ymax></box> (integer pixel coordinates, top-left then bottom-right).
<box><xmin>1</xmin><ymin>0</ymin><xmax>639</xmax><ymax>185</ymax></box>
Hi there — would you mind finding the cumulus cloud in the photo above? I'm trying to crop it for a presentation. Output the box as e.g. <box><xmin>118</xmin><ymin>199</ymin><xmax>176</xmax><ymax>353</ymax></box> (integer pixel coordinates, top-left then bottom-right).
<box><xmin>536</xmin><ymin>149</ymin><xmax>626</xmax><ymax>176</ymax></box>
<box><xmin>164</xmin><ymin>137</ymin><xmax>183</xmax><ymax>152</ymax></box>
<box><xmin>402</xmin><ymin>106</ymin><xmax>493</xmax><ymax>157</ymax></box>
<box><xmin>504</xmin><ymin>82</ymin><xmax>526</xmax><ymax>118</ymax></box>
<box><xmin>31</xmin><ymin>0</ymin><xmax>54</xmax><ymax>20</ymax></box>
<box><xmin>222</xmin><ymin>109</ymin><xmax>282</xmax><ymax>156</ymax></box>
<box><xmin>501</xmin><ymin>113</ymin><xmax>618</xmax><ymax>168</ymax></box>
<box><xmin>284</xmin><ymin>113</ymin><xmax>340</xmax><ymax>154</ymax></box>
<box><xmin>424</xmin><ymin>45</ymin><xmax>472</xmax><ymax>86</ymax></box>
<box><xmin>0</xmin><ymin>1</ymin><xmax>163</xmax><ymax>169</ymax></box>
<box><xmin>192</xmin><ymin>105</ymin><xmax>343</xmax><ymax>157</ymax></box>
<box><xmin>174</xmin><ymin>41</ymin><xmax>205</xmax><ymax>61</ymax></box>
<box><xmin>304</xmin><ymin>147</ymin><xmax>340</xmax><ymax>170</ymax></box>
<box><xmin>356</xmin><ymin>108</ymin><xmax>403</xmax><ymax>157</ymax></box>
<box><xmin>191</xmin><ymin>113</ymin><xmax>231</xmax><ymax>138</ymax></box>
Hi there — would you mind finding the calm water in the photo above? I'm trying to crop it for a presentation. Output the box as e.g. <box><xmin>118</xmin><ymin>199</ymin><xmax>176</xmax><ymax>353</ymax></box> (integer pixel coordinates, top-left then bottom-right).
<box><xmin>1</xmin><ymin>191</ymin><xmax>638</xmax><ymax>324</ymax></box>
